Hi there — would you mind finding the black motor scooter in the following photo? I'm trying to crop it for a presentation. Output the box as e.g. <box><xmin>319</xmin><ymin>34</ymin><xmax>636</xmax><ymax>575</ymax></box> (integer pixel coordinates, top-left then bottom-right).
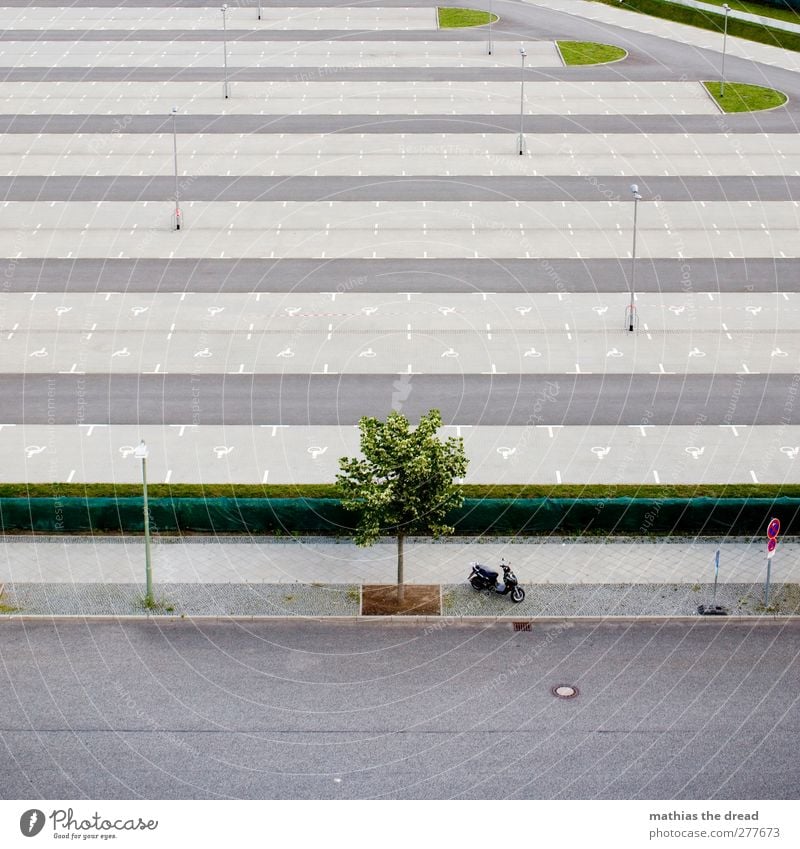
<box><xmin>468</xmin><ymin>559</ymin><xmax>525</xmax><ymax>603</ymax></box>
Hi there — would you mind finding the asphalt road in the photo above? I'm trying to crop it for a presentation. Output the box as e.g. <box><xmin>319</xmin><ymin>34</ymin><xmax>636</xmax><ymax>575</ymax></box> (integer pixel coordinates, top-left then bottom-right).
<box><xmin>0</xmin><ymin>619</ymin><xmax>797</xmax><ymax>799</ymax></box>
<box><xmin>3</xmin><ymin>175</ymin><xmax>800</xmax><ymax>202</ymax></box>
<box><xmin>5</xmin><ymin>257</ymin><xmax>797</xmax><ymax>293</ymax></box>
<box><xmin>2</xmin><ymin>373</ymin><xmax>797</xmax><ymax>425</ymax></box>
<box><xmin>2</xmin><ymin>114</ymin><xmax>799</xmax><ymax>134</ymax></box>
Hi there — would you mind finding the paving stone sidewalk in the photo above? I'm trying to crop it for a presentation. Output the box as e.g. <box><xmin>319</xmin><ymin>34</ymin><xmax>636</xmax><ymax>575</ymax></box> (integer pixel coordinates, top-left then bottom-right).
<box><xmin>2</xmin><ymin>581</ymin><xmax>797</xmax><ymax>618</ymax></box>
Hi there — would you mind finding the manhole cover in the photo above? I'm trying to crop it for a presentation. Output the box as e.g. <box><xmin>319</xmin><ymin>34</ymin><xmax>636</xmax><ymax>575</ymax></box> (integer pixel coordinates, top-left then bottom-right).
<box><xmin>512</xmin><ymin>621</ymin><xmax>532</xmax><ymax>631</ymax></box>
<box><xmin>552</xmin><ymin>685</ymin><xmax>579</xmax><ymax>699</ymax></box>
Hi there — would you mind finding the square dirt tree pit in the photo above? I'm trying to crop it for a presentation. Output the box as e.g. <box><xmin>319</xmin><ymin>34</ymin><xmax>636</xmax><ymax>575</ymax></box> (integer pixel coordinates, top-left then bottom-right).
<box><xmin>361</xmin><ymin>585</ymin><xmax>441</xmax><ymax>616</ymax></box>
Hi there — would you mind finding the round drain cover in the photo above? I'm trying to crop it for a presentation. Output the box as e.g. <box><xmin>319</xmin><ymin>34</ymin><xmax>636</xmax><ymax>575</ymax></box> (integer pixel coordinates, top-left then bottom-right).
<box><xmin>552</xmin><ymin>685</ymin><xmax>579</xmax><ymax>699</ymax></box>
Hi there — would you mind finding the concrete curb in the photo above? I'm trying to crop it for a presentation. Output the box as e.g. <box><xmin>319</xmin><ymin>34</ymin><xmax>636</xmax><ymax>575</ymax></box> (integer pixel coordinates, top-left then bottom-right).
<box><xmin>1</xmin><ymin>614</ymin><xmax>797</xmax><ymax>624</ymax></box>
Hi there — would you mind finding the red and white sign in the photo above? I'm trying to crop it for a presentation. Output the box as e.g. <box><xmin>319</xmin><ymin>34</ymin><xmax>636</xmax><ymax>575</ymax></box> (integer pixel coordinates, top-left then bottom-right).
<box><xmin>767</xmin><ymin>517</ymin><xmax>780</xmax><ymax>559</ymax></box>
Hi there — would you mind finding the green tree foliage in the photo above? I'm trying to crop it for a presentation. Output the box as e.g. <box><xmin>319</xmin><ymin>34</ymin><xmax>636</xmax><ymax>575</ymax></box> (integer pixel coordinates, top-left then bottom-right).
<box><xmin>337</xmin><ymin>409</ymin><xmax>469</xmax><ymax>584</ymax></box>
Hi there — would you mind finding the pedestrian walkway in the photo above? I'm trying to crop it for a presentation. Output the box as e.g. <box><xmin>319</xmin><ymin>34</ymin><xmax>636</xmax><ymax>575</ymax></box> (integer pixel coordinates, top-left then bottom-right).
<box><xmin>1</xmin><ymin>536</ymin><xmax>795</xmax><ymax>585</ymax></box>
<box><xmin>526</xmin><ymin>0</ymin><xmax>800</xmax><ymax>73</ymax></box>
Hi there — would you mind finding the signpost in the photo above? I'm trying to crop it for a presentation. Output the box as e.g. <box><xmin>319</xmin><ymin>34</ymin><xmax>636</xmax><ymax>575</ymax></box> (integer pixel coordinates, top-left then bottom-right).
<box><xmin>765</xmin><ymin>517</ymin><xmax>780</xmax><ymax>607</ymax></box>
<box><xmin>698</xmin><ymin>547</ymin><xmax>728</xmax><ymax>615</ymax></box>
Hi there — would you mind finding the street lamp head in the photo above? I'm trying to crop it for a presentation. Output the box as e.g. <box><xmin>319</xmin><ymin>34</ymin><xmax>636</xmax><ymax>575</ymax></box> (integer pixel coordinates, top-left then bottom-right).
<box><xmin>723</xmin><ymin>3</ymin><xmax>730</xmax><ymax>10</ymax></box>
<box><xmin>133</xmin><ymin>440</ymin><xmax>149</xmax><ymax>460</ymax></box>
<box><xmin>519</xmin><ymin>46</ymin><xmax>527</xmax><ymax>58</ymax></box>
<box><xmin>170</xmin><ymin>106</ymin><xmax>178</xmax><ymax>115</ymax></box>
<box><xmin>221</xmin><ymin>3</ymin><xmax>227</xmax><ymax>11</ymax></box>
<box><xmin>630</xmin><ymin>183</ymin><xmax>642</xmax><ymax>199</ymax></box>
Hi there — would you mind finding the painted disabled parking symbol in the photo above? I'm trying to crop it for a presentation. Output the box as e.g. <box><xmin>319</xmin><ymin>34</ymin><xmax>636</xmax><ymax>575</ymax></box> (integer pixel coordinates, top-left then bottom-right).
<box><xmin>307</xmin><ymin>446</ymin><xmax>328</xmax><ymax>459</ymax></box>
<box><xmin>685</xmin><ymin>446</ymin><xmax>705</xmax><ymax>459</ymax></box>
<box><xmin>497</xmin><ymin>447</ymin><xmax>516</xmax><ymax>460</ymax></box>
<box><xmin>24</xmin><ymin>445</ymin><xmax>47</xmax><ymax>458</ymax></box>
<box><xmin>780</xmin><ymin>446</ymin><xmax>799</xmax><ymax>459</ymax></box>
<box><xmin>591</xmin><ymin>446</ymin><xmax>611</xmax><ymax>459</ymax></box>
<box><xmin>213</xmin><ymin>446</ymin><xmax>234</xmax><ymax>459</ymax></box>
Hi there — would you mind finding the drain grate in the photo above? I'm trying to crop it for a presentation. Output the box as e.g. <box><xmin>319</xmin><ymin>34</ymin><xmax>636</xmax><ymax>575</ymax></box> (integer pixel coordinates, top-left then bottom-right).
<box><xmin>512</xmin><ymin>621</ymin><xmax>532</xmax><ymax>631</ymax></box>
<box><xmin>552</xmin><ymin>685</ymin><xmax>579</xmax><ymax>699</ymax></box>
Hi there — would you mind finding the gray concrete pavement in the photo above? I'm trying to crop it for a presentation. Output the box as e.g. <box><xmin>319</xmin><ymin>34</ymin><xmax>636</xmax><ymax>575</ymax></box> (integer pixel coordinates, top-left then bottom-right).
<box><xmin>3</xmin><ymin>291</ymin><xmax>799</xmax><ymax>377</ymax></box>
<box><xmin>0</xmin><ymin>619</ymin><xmax>797</xmax><ymax>799</ymax></box>
<box><xmin>0</xmin><ymin>373</ymin><xmax>797</xmax><ymax>425</ymax></box>
<box><xmin>2</xmin><ymin>423</ymin><xmax>798</xmax><ymax>484</ymax></box>
<box><xmin>4</xmin><ymin>199</ymin><xmax>799</xmax><ymax>259</ymax></box>
<box><xmin>0</xmin><ymin>80</ymin><xmax>721</xmax><ymax>116</ymax></box>
<box><xmin>3</xmin><ymin>257</ymin><xmax>798</xmax><ymax>293</ymax></box>
<box><xmin>0</xmin><ymin>6</ymin><xmax>440</xmax><ymax>30</ymax></box>
<box><xmin>0</xmin><ymin>39</ymin><xmax>563</xmax><ymax>68</ymax></box>
<box><xmin>7</xmin><ymin>132</ymin><xmax>800</xmax><ymax>178</ymax></box>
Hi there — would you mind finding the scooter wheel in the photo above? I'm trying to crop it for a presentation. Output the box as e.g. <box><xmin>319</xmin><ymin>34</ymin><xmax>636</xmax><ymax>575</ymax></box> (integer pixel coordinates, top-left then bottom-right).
<box><xmin>511</xmin><ymin>587</ymin><xmax>525</xmax><ymax>603</ymax></box>
<box><xmin>470</xmin><ymin>578</ymin><xmax>484</xmax><ymax>591</ymax></box>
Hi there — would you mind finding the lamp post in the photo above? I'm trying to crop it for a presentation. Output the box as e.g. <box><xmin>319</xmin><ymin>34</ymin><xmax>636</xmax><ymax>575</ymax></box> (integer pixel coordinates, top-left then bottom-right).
<box><xmin>627</xmin><ymin>183</ymin><xmax>642</xmax><ymax>332</ymax></box>
<box><xmin>518</xmin><ymin>46</ymin><xmax>527</xmax><ymax>155</ymax></box>
<box><xmin>133</xmin><ymin>440</ymin><xmax>154</xmax><ymax>605</ymax></box>
<box><xmin>487</xmin><ymin>0</ymin><xmax>493</xmax><ymax>55</ymax></box>
<box><xmin>221</xmin><ymin>4</ymin><xmax>230</xmax><ymax>99</ymax></box>
<box><xmin>720</xmin><ymin>3</ymin><xmax>731</xmax><ymax>98</ymax></box>
<box><xmin>171</xmin><ymin>106</ymin><xmax>181</xmax><ymax>230</ymax></box>
<box><xmin>257</xmin><ymin>0</ymin><xmax>261</xmax><ymax>21</ymax></box>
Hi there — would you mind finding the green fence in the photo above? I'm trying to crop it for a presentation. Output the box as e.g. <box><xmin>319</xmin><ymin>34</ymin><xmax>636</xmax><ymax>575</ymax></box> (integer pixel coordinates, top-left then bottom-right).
<box><xmin>1</xmin><ymin>497</ymin><xmax>798</xmax><ymax>535</ymax></box>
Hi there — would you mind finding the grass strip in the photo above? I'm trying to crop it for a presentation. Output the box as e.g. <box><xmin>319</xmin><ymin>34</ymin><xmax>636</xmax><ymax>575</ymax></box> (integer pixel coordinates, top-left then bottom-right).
<box><xmin>1</xmin><ymin>483</ymin><xmax>798</xmax><ymax>499</ymax></box>
<box><xmin>593</xmin><ymin>0</ymin><xmax>800</xmax><ymax>51</ymax></box>
<box><xmin>688</xmin><ymin>0</ymin><xmax>800</xmax><ymax>27</ymax></box>
<box><xmin>557</xmin><ymin>40</ymin><xmax>627</xmax><ymax>64</ymax></box>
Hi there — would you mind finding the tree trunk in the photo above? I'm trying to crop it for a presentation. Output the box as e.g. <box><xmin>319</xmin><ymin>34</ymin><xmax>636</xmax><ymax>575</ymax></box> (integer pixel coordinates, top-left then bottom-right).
<box><xmin>397</xmin><ymin>533</ymin><xmax>405</xmax><ymax>603</ymax></box>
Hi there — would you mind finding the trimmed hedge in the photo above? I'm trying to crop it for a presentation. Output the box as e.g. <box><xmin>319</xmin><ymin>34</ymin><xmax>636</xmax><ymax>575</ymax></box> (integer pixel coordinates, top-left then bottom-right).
<box><xmin>1</xmin><ymin>495</ymin><xmax>798</xmax><ymax>536</ymax></box>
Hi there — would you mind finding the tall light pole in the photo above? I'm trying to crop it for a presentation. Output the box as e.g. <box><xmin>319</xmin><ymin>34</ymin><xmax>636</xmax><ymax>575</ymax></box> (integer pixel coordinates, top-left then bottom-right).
<box><xmin>518</xmin><ymin>46</ymin><xmax>526</xmax><ymax>155</ymax></box>
<box><xmin>257</xmin><ymin>0</ymin><xmax>261</xmax><ymax>21</ymax></box>
<box><xmin>171</xmin><ymin>106</ymin><xmax>181</xmax><ymax>230</ymax></box>
<box><xmin>221</xmin><ymin>4</ymin><xmax>230</xmax><ymax>99</ymax></box>
<box><xmin>133</xmin><ymin>440</ymin><xmax>154</xmax><ymax>605</ymax></box>
<box><xmin>487</xmin><ymin>0</ymin><xmax>493</xmax><ymax>55</ymax></box>
<box><xmin>720</xmin><ymin>3</ymin><xmax>731</xmax><ymax>97</ymax></box>
<box><xmin>627</xmin><ymin>183</ymin><xmax>642</xmax><ymax>332</ymax></box>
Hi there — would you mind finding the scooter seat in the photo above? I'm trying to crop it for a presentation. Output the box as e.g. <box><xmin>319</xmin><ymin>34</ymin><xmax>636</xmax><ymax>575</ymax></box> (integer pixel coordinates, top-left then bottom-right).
<box><xmin>474</xmin><ymin>565</ymin><xmax>498</xmax><ymax>580</ymax></box>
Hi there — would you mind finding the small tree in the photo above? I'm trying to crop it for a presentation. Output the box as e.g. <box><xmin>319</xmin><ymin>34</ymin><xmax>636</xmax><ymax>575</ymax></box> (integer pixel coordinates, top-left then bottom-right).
<box><xmin>337</xmin><ymin>409</ymin><xmax>468</xmax><ymax>585</ymax></box>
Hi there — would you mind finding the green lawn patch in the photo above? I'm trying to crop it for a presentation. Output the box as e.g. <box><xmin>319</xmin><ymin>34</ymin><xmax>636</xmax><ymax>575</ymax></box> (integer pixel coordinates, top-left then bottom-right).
<box><xmin>704</xmin><ymin>80</ymin><xmax>787</xmax><ymax>111</ymax></box>
<box><xmin>592</xmin><ymin>0</ymin><xmax>800</xmax><ymax>52</ymax></box>
<box><xmin>557</xmin><ymin>40</ymin><xmax>627</xmax><ymax>64</ymax></box>
<box><xmin>437</xmin><ymin>7</ymin><xmax>497</xmax><ymax>27</ymax></box>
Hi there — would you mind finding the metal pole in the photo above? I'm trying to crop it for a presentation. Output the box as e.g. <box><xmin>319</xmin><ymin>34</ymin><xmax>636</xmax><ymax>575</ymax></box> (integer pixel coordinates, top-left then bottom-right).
<box><xmin>518</xmin><ymin>46</ymin><xmax>526</xmax><ymax>155</ymax></box>
<box><xmin>628</xmin><ymin>184</ymin><xmax>641</xmax><ymax>332</ymax></box>
<box><xmin>488</xmin><ymin>0</ymin><xmax>493</xmax><ymax>55</ymax></box>
<box><xmin>721</xmin><ymin>4</ymin><xmax>730</xmax><ymax>98</ymax></box>
<box><xmin>141</xmin><ymin>448</ymin><xmax>153</xmax><ymax>604</ymax></box>
<box><xmin>257</xmin><ymin>0</ymin><xmax>261</xmax><ymax>21</ymax></box>
<box><xmin>713</xmin><ymin>548</ymin><xmax>720</xmax><ymax>604</ymax></box>
<box><xmin>171</xmin><ymin>107</ymin><xmax>181</xmax><ymax>230</ymax></box>
<box><xmin>221</xmin><ymin>4</ymin><xmax>229</xmax><ymax>99</ymax></box>
<box><xmin>765</xmin><ymin>555</ymin><xmax>772</xmax><ymax>607</ymax></box>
